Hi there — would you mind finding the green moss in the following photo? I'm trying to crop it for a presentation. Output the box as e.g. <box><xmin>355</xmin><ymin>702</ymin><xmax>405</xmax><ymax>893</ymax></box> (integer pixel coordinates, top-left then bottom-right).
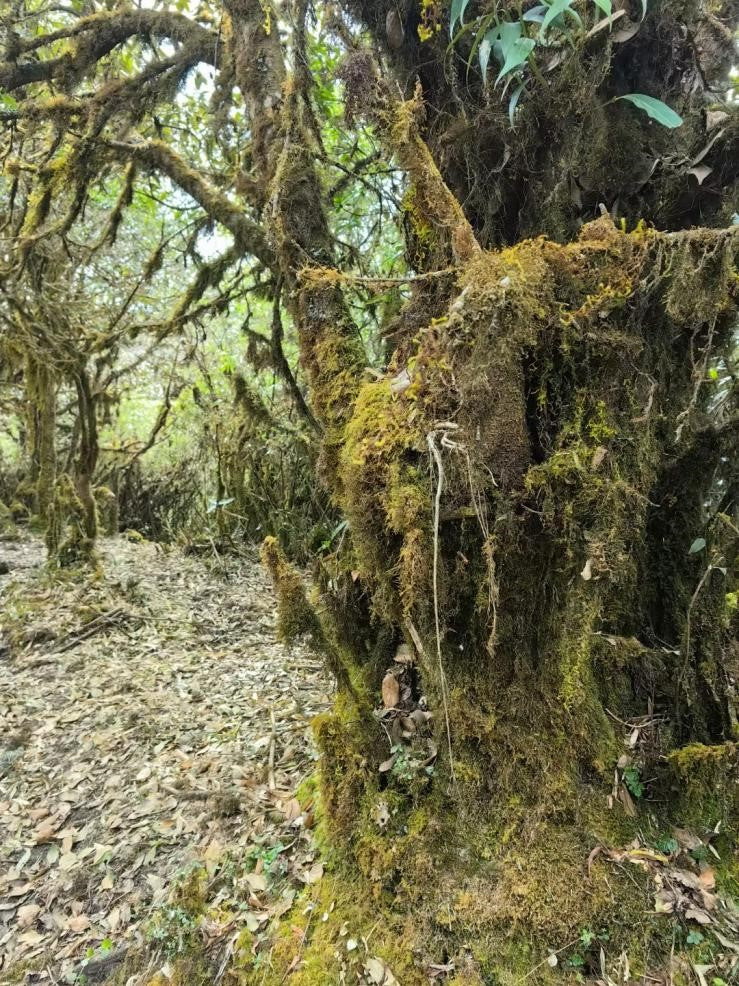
<box><xmin>45</xmin><ymin>473</ymin><xmax>97</xmax><ymax>568</ymax></box>
<box><xmin>260</xmin><ymin>535</ymin><xmax>322</xmax><ymax>645</ymax></box>
<box><xmin>276</xmin><ymin>219</ymin><xmax>738</xmax><ymax>984</ymax></box>
<box><xmin>668</xmin><ymin>742</ymin><xmax>739</xmax><ymax>832</ymax></box>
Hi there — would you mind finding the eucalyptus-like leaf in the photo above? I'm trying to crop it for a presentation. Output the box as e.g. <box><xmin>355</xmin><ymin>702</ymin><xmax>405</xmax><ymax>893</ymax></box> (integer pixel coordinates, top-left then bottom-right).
<box><xmin>617</xmin><ymin>93</ymin><xmax>683</xmax><ymax>128</ymax></box>
<box><xmin>591</xmin><ymin>0</ymin><xmax>613</xmax><ymax>16</ymax></box>
<box><xmin>450</xmin><ymin>0</ymin><xmax>472</xmax><ymax>37</ymax></box>
<box><xmin>541</xmin><ymin>0</ymin><xmax>582</xmax><ymax>35</ymax></box>
<box><xmin>508</xmin><ymin>82</ymin><xmax>526</xmax><ymax>124</ymax></box>
<box><xmin>522</xmin><ymin>4</ymin><xmax>548</xmax><ymax>21</ymax></box>
<box><xmin>479</xmin><ymin>31</ymin><xmax>495</xmax><ymax>81</ymax></box>
<box><xmin>496</xmin><ymin>38</ymin><xmax>536</xmax><ymax>84</ymax></box>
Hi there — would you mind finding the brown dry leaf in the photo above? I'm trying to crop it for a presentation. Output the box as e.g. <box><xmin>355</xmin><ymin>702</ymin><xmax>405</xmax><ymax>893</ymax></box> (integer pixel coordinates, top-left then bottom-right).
<box><xmin>17</xmin><ymin>903</ymin><xmax>41</xmax><ymax>928</ymax></box>
<box><xmin>698</xmin><ymin>868</ymin><xmax>715</xmax><ymax>891</ymax></box>
<box><xmin>58</xmin><ymin>851</ymin><xmax>78</xmax><ymax>871</ymax></box>
<box><xmin>67</xmin><ymin>914</ymin><xmax>90</xmax><ymax>933</ymax></box>
<box><xmin>685</xmin><ymin>907</ymin><xmax>712</xmax><ymax>926</ymax></box>
<box><xmin>245</xmin><ymin>872</ymin><xmax>267</xmax><ymax>893</ymax></box>
<box><xmin>612</xmin><ymin>21</ymin><xmax>642</xmax><ymax>42</ymax></box>
<box><xmin>365</xmin><ymin>957</ymin><xmax>400</xmax><ymax>985</ymax></box>
<box><xmin>106</xmin><ymin>906</ymin><xmax>122</xmax><ymax>932</ymax></box>
<box><xmin>671</xmin><ymin>869</ymin><xmax>701</xmax><ymax>891</ymax></box>
<box><xmin>33</xmin><ymin>819</ymin><xmax>56</xmax><ymax>843</ymax></box>
<box><xmin>673</xmin><ymin>827</ymin><xmax>702</xmax><ymax>852</ymax></box>
<box><xmin>688</xmin><ymin>165</ymin><xmax>712</xmax><ymax>185</ymax></box>
<box><xmin>617</xmin><ymin>784</ymin><xmax>636</xmax><ymax>817</ymax></box>
<box><xmin>7</xmin><ymin>883</ymin><xmax>33</xmax><ymax>897</ymax></box>
<box><xmin>692</xmin><ymin>964</ymin><xmax>714</xmax><ymax>986</ymax></box>
<box><xmin>654</xmin><ymin>890</ymin><xmax>675</xmax><ymax>914</ymax></box>
<box><xmin>204</xmin><ymin>839</ymin><xmax>224</xmax><ymax>877</ymax></box>
<box><xmin>381</xmin><ymin>672</ymin><xmax>400</xmax><ymax>709</ymax></box>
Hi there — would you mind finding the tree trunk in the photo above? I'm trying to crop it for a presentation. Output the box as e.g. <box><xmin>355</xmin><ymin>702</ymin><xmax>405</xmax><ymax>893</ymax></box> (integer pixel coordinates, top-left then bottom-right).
<box><xmin>256</xmin><ymin>2</ymin><xmax>738</xmax><ymax>980</ymax></box>
<box><xmin>24</xmin><ymin>356</ymin><xmax>57</xmax><ymax>521</ymax></box>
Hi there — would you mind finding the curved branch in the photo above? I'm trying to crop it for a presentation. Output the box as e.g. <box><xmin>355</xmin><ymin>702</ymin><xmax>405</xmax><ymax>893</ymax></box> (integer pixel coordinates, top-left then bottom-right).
<box><xmin>0</xmin><ymin>9</ymin><xmax>218</xmax><ymax>91</ymax></box>
<box><xmin>105</xmin><ymin>139</ymin><xmax>276</xmax><ymax>271</ymax></box>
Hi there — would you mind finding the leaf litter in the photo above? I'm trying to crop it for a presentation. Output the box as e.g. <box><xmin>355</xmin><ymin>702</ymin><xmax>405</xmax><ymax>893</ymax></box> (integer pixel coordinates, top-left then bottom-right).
<box><xmin>0</xmin><ymin>534</ymin><xmax>331</xmax><ymax>983</ymax></box>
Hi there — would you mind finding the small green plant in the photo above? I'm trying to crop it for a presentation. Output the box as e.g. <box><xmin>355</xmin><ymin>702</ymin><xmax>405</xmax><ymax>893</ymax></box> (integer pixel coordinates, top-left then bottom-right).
<box><xmin>686</xmin><ymin>930</ymin><xmax>705</xmax><ymax>946</ymax></box>
<box><xmin>449</xmin><ymin>0</ymin><xmax>683</xmax><ymax>129</ymax></box>
<box><xmin>244</xmin><ymin>841</ymin><xmax>288</xmax><ymax>885</ymax></box>
<box><xmin>389</xmin><ymin>745</ymin><xmax>435</xmax><ymax>787</ymax></box>
<box><xmin>72</xmin><ymin>939</ymin><xmax>114</xmax><ymax>984</ymax></box>
<box><xmin>146</xmin><ymin>905</ymin><xmax>199</xmax><ymax>957</ymax></box>
<box><xmin>623</xmin><ymin>765</ymin><xmax>645</xmax><ymax>798</ymax></box>
<box><xmin>653</xmin><ymin>835</ymin><xmax>679</xmax><ymax>855</ymax></box>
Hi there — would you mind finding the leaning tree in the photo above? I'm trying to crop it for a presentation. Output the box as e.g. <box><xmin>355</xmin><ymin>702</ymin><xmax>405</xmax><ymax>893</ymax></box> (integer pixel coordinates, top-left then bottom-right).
<box><xmin>1</xmin><ymin>0</ymin><xmax>737</xmax><ymax>981</ymax></box>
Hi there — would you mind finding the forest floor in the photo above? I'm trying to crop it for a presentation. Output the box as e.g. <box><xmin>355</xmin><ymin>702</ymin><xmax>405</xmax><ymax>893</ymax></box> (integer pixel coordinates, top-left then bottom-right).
<box><xmin>0</xmin><ymin>533</ymin><xmax>331</xmax><ymax>986</ymax></box>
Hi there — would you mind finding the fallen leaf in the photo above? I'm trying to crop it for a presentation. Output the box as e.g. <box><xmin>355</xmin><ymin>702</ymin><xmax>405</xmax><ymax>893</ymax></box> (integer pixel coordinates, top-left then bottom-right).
<box><xmin>33</xmin><ymin>819</ymin><xmax>57</xmax><ymax>843</ymax></box>
<box><xmin>17</xmin><ymin>903</ymin><xmax>41</xmax><ymax>927</ymax></box>
<box><xmin>591</xmin><ymin>446</ymin><xmax>607</xmax><ymax>470</ymax></box>
<box><xmin>685</xmin><ymin>907</ymin><xmax>712</xmax><ymax>925</ymax></box>
<box><xmin>67</xmin><ymin>913</ymin><xmax>90</xmax><ymax>933</ymax></box>
<box><xmin>58</xmin><ymin>851</ymin><xmax>78</xmax><ymax>871</ymax></box>
<box><xmin>381</xmin><ymin>673</ymin><xmax>400</xmax><ymax>709</ymax></box>
<box><xmin>688</xmin><ymin>165</ymin><xmax>712</xmax><ymax>185</ymax></box>
<box><xmin>692</xmin><ymin>963</ymin><xmax>714</xmax><ymax>986</ymax></box>
<box><xmin>245</xmin><ymin>872</ymin><xmax>267</xmax><ymax>893</ymax></box>
<box><xmin>698</xmin><ymin>868</ymin><xmax>715</xmax><ymax>891</ymax></box>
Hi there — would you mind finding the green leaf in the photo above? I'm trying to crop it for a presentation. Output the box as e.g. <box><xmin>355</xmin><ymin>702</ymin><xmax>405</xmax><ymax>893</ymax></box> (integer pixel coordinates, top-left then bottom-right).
<box><xmin>689</xmin><ymin>537</ymin><xmax>706</xmax><ymax>554</ymax></box>
<box><xmin>541</xmin><ymin>0</ymin><xmax>576</xmax><ymax>34</ymax></box>
<box><xmin>450</xmin><ymin>0</ymin><xmax>472</xmax><ymax>37</ymax></box>
<box><xmin>479</xmin><ymin>28</ymin><xmax>500</xmax><ymax>81</ymax></box>
<box><xmin>522</xmin><ymin>5</ymin><xmax>548</xmax><ymax>20</ymax></box>
<box><xmin>495</xmin><ymin>22</ymin><xmax>535</xmax><ymax>85</ymax></box>
<box><xmin>465</xmin><ymin>13</ymin><xmax>497</xmax><ymax>81</ymax></box>
<box><xmin>508</xmin><ymin>82</ymin><xmax>526</xmax><ymax>123</ymax></box>
<box><xmin>616</xmin><ymin>93</ymin><xmax>683</xmax><ymax>128</ymax></box>
<box><xmin>623</xmin><ymin>766</ymin><xmax>644</xmax><ymax>798</ymax></box>
<box><xmin>592</xmin><ymin>0</ymin><xmax>612</xmax><ymax>15</ymax></box>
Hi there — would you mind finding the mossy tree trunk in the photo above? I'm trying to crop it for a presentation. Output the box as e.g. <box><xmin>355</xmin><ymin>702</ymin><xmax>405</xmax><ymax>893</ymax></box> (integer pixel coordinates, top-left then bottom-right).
<box><xmin>24</xmin><ymin>356</ymin><xmax>57</xmax><ymax>521</ymax></box>
<box><xmin>72</xmin><ymin>367</ymin><xmax>99</xmax><ymax>544</ymax></box>
<box><xmin>252</xmin><ymin>1</ymin><xmax>738</xmax><ymax>978</ymax></box>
